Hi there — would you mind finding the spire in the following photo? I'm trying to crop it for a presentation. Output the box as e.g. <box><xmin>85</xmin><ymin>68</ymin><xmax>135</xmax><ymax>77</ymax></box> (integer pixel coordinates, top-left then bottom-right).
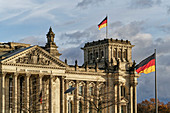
<box><xmin>46</xmin><ymin>27</ymin><xmax>55</xmax><ymax>43</ymax></box>
<box><xmin>45</xmin><ymin>27</ymin><xmax>61</xmax><ymax>58</ymax></box>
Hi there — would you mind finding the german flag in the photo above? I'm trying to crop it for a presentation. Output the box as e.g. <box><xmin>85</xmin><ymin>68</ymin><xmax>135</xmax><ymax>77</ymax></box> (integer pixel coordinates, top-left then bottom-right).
<box><xmin>136</xmin><ymin>53</ymin><xmax>155</xmax><ymax>74</ymax></box>
<box><xmin>98</xmin><ymin>16</ymin><xmax>107</xmax><ymax>30</ymax></box>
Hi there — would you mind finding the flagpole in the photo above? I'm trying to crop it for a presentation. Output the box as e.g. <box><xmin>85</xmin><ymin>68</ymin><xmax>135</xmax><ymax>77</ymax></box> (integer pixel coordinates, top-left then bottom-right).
<box><xmin>155</xmin><ymin>49</ymin><xmax>158</xmax><ymax>113</ymax></box>
<box><xmin>106</xmin><ymin>15</ymin><xmax>108</xmax><ymax>113</ymax></box>
<box><xmin>106</xmin><ymin>15</ymin><xmax>108</xmax><ymax>39</ymax></box>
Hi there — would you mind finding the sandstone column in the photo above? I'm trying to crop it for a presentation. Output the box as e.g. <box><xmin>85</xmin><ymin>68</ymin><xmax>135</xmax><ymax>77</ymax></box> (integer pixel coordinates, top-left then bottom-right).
<box><xmin>39</xmin><ymin>74</ymin><xmax>43</xmax><ymax>113</ymax></box>
<box><xmin>1</xmin><ymin>72</ymin><xmax>6</xmax><ymax>113</ymax></box>
<box><xmin>114</xmin><ymin>84</ymin><xmax>118</xmax><ymax>113</ymax></box>
<box><xmin>65</xmin><ymin>79</ymin><xmax>69</xmax><ymax>113</ymax></box>
<box><xmin>133</xmin><ymin>84</ymin><xmax>137</xmax><ymax>113</ymax></box>
<box><xmin>49</xmin><ymin>75</ymin><xmax>53</xmax><ymax>113</ymax></box>
<box><xmin>60</xmin><ymin>76</ymin><xmax>65</xmax><ymax>113</ymax></box>
<box><xmin>25</xmin><ymin>73</ymin><xmax>30</xmax><ymax>112</ymax></box>
<box><xmin>13</xmin><ymin>73</ymin><xmax>18</xmax><ymax>113</ymax></box>
<box><xmin>129</xmin><ymin>85</ymin><xmax>133</xmax><ymax>113</ymax></box>
<box><xmin>117</xmin><ymin>82</ymin><xmax>121</xmax><ymax>113</ymax></box>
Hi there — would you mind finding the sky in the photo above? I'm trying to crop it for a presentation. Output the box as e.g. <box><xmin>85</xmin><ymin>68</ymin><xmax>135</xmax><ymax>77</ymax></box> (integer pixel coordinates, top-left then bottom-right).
<box><xmin>0</xmin><ymin>0</ymin><xmax>170</xmax><ymax>103</ymax></box>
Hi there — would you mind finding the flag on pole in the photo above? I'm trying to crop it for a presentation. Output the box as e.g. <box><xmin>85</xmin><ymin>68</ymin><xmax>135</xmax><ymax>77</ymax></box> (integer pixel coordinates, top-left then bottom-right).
<box><xmin>98</xmin><ymin>16</ymin><xmax>107</xmax><ymax>30</ymax></box>
<box><xmin>136</xmin><ymin>53</ymin><xmax>155</xmax><ymax>74</ymax></box>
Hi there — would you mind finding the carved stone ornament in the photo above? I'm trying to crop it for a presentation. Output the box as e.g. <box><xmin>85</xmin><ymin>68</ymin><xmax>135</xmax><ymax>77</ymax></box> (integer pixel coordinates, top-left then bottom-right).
<box><xmin>15</xmin><ymin>49</ymin><xmax>52</xmax><ymax>65</ymax></box>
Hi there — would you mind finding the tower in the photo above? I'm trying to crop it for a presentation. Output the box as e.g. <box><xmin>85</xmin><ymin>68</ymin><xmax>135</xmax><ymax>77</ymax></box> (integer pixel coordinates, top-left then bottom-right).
<box><xmin>81</xmin><ymin>38</ymin><xmax>134</xmax><ymax>69</ymax></box>
<box><xmin>45</xmin><ymin>27</ymin><xmax>61</xmax><ymax>58</ymax></box>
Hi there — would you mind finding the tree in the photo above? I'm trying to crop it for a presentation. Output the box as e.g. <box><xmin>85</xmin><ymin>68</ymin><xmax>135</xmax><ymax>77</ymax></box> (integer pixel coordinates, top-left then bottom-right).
<box><xmin>78</xmin><ymin>83</ymin><xmax>116</xmax><ymax>113</ymax></box>
<box><xmin>137</xmin><ymin>98</ymin><xmax>170</xmax><ymax>113</ymax></box>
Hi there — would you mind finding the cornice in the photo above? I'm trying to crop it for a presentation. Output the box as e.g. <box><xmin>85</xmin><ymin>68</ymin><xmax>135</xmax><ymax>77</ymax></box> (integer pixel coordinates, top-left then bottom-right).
<box><xmin>2</xmin><ymin>63</ymin><xmax>66</xmax><ymax>70</ymax></box>
<box><xmin>65</xmin><ymin>70</ymin><xmax>105</xmax><ymax>76</ymax></box>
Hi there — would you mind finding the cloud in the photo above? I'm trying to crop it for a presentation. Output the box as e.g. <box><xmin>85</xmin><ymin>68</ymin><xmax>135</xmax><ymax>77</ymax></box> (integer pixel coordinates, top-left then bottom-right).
<box><xmin>159</xmin><ymin>25</ymin><xmax>170</xmax><ymax>33</ymax></box>
<box><xmin>167</xmin><ymin>6</ymin><xmax>170</xmax><ymax>14</ymax></box>
<box><xmin>16</xmin><ymin>3</ymin><xmax>60</xmax><ymax>23</ymax></box>
<box><xmin>76</xmin><ymin>0</ymin><xmax>105</xmax><ymax>8</ymax></box>
<box><xmin>17</xmin><ymin>36</ymin><xmax>46</xmax><ymax>46</ymax></box>
<box><xmin>129</xmin><ymin>0</ymin><xmax>161</xmax><ymax>9</ymax></box>
<box><xmin>0</xmin><ymin>0</ymin><xmax>36</xmax><ymax>22</ymax></box>
<box><xmin>60</xmin><ymin>45</ymin><xmax>84</xmax><ymax>65</ymax></box>
<box><xmin>0</xmin><ymin>0</ymin><xmax>75</xmax><ymax>24</ymax></box>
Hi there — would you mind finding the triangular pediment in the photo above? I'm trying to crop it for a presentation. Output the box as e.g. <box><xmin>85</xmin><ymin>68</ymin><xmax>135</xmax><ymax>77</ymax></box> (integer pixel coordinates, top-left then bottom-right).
<box><xmin>1</xmin><ymin>45</ymin><xmax>68</xmax><ymax>68</ymax></box>
<box><xmin>121</xmin><ymin>97</ymin><xmax>129</xmax><ymax>104</ymax></box>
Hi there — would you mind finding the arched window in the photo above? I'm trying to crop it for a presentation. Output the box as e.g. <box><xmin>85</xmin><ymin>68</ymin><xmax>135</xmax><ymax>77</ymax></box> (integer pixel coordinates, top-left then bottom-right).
<box><xmin>98</xmin><ymin>84</ymin><xmax>104</xmax><ymax>95</ymax></box>
<box><xmin>79</xmin><ymin>86</ymin><xmax>83</xmax><ymax>95</ymax></box>
<box><xmin>121</xmin><ymin>86</ymin><xmax>126</xmax><ymax>97</ymax></box>
<box><xmin>89</xmin><ymin>87</ymin><xmax>93</xmax><ymax>96</ymax></box>
<box><xmin>79</xmin><ymin>101</ymin><xmax>82</xmax><ymax>113</ymax></box>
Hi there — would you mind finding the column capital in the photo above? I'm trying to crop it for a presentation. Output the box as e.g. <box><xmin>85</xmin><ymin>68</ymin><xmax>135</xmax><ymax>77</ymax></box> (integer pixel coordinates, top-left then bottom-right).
<box><xmin>113</xmin><ymin>81</ymin><xmax>122</xmax><ymax>85</ymax></box>
<box><xmin>26</xmin><ymin>73</ymin><xmax>31</xmax><ymax>77</ymax></box>
<box><xmin>130</xmin><ymin>80</ymin><xmax>138</xmax><ymax>86</ymax></box>
<box><xmin>86</xmin><ymin>81</ymin><xmax>90</xmax><ymax>85</ymax></box>
<box><xmin>133</xmin><ymin>82</ymin><xmax>138</xmax><ymax>86</ymax></box>
<box><xmin>39</xmin><ymin>74</ymin><xmax>44</xmax><ymax>78</ymax></box>
<box><xmin>13</xmin><ymin>72</ymin><xmax>19</xmax><ymax>77</ymax></box>
<box><xmin>1</xmin><ymin>72</ymin><xmax>7</xmax><ymax>77</ymax></box>
<box><xmin>59</xmin><ymin>76</ymin><xmax>66</xmax><ymax>80</ymax></box>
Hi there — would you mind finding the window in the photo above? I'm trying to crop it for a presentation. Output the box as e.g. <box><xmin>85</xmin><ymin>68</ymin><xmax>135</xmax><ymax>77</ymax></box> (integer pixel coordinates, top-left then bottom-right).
<box><xmin>32</xmin><ymin>77</ymin><xmax>37</xmax><ymax>112</ymax></box>
<box><xmin>101</xmin><ymin>51</ymin><xmax>104</xmax><ymax>58</ymax></box>
<box><xmin>121</xmin><ymin>86</ymin><xmax>126</xmax><ymax>97</ymax></box>
<box><xmin>99</xmin><ymin>86</ymin><xmax>103</xmax><ymax>94</ymax></box>
<box><xmin>90</xmin><ymin>53</ymin><xmax>92</xmax><ymax>60</ymax></box>
<box><xmin>96</xmin><ymin>52</ymin><xmax>98</xmax><ymax>59</ymax></box>
<box><xmin>89</xmin><ymin>102</ymin><xmax>92</xmax><ymax>113</ymax></box>
<box><xmin>68</xmin><ymin>101</ymin><xmax>72</xmax><ymax>113</ymax></box>
<box><xmin>79</xmin><ymin>101</ymin><xmax>82</xmax><ymax>113</ymax></box>
<box><xmin>79</xmin><ymin>86</ymin><xmax>83</xmax><ymax>95</ymax></box>
<box><xmin>89</xmin><ymin>87</ymin><xmax>93</xmax><ymax>96</ymax></box>
<box><xmin>20</xmin><ymin>76</ymin><xmax>25</xmax><ymax>113</ymax></box>
<box><xmin>118</xmin><ymin>49</ymin><xmax>122</xmax><ymax>59</ymax></box>
<box><xmin>93</xmin><ymin>50</ymin><xmax>95</xmax><ymax>59</ymax></box>
<box><xmin>124</xmin><ymin>49</ymin><xmax>127</xmax><ymax>60</ymax></box>
<box><xmin>121</xmin><ymin>105</ymin><xmax>126</xmax><ymax>113</ymax></box>
<box><xmin>114</xmin><ymin>48</ymin><xmax>117</xmax><ymax>58</ymax></box>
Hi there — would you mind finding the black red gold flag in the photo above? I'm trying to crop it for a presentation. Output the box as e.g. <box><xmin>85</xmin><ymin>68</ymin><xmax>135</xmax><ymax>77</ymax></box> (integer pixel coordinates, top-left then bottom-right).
<box><xmin>98</xmin><ymin>16</ymin><xmax>107</xmax><ymax>30</ymax></box>
<box><xmin>136</xmin><ymin>53</ymin><xmax>155</xmax><ymax>74</ymax></box>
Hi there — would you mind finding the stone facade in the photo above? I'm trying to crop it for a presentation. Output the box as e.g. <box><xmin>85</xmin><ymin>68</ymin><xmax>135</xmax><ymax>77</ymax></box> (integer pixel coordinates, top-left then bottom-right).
<box><xmin>0</xmin><ymin>28</ymin><xmax>140</xmax><ymax>113</ymax></box>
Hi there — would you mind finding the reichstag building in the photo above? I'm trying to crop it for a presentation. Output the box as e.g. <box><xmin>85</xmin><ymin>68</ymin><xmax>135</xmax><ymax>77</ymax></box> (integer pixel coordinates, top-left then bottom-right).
<box><xmin>0</xmin><ymin>27</ymin><xmax>139</xmax><ymax>113</ymax></box>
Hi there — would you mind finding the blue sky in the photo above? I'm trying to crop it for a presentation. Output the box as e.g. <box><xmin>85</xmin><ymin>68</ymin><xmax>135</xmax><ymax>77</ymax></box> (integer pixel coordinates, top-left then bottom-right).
<box><xmin>1</xmin><ymin>0</ymin><xmax>170</xmax><ymax>103</ymax></box>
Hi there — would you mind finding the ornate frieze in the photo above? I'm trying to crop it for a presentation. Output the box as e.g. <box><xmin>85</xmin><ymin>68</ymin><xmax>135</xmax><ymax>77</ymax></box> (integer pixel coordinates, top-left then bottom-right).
<box><xmin>15</xmin><ymin>49</ymin><xmax>51</xmax><ymax>65</ymax></box>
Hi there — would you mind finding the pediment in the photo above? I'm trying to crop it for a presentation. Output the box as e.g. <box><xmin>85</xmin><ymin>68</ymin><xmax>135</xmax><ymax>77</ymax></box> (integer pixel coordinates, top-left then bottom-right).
<box><xmin>121</xmin><ymin>97</ymin><xmax>129</xmax><ymax>104</ymax></box>
<box><xmin>1</xmin><ymin>46</ymin><xmax>68</xmax><ymax>68</ymax></box>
